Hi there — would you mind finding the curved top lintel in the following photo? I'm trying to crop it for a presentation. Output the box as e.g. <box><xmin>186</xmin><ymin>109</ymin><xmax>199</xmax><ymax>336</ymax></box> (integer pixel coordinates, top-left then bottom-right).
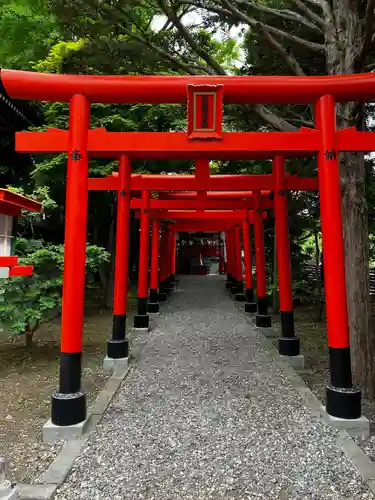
<box><xmin>2</xmin><ymin>69</ymin><xmax>375</xmax><ymax>105</ymax></box>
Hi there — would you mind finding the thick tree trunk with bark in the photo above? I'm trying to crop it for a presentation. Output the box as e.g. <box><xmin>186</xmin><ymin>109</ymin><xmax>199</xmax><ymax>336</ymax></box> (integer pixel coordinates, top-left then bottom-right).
<box><xmin>329</xmin><ymin>0</ymin><xmax>375</xmax><ymax>396</ymax></box>
<box><xmin>340</xmin><ymin>151</ymin><xmax>375</xmax><ymax>396</ymax></box>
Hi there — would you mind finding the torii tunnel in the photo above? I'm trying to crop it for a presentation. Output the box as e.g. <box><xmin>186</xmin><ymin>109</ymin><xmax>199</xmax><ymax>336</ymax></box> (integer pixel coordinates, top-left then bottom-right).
<box><xmin>3</xmin><ymin>68</ymin><xmax>375</xmax><ymax>431</ymax></box>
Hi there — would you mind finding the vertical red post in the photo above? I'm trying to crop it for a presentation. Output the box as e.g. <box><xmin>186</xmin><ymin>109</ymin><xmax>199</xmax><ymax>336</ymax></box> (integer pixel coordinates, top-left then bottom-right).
<box><xmin>107</xmin><ymin>154</ymin><xmax>131</xmax><ymax>364</ymax></box>
<box><xmin>52</xmin><ymin>94</ymin><xmax>90</xmax><ymax>426</ymax></box>
<box><xmin>164</xmin><ymin>226</ymin><xmax>174</xmax><ymax>291</ymax></box>
<box><xmin>315</xmin><ymin>95</ymin><xmax>360</xmax><ymax>419</ymax></box>
<box><xmin>274</xmin><ymin>156</ymin><xmax>300</xmax><ymax>357</ymax></box>
<box><xmin>235</xmin><ymin>225</ymin><xmax>245</xmax><ymax>301</ymax></box>
<box><xmin>134</xmin><ymin>190</ymin><xmax>150</xmax><ymax>329</ymax></box>
<box><xmin>225</xmin><ymin>232</ymin><xmax>232</xmax><ymax>289</ymax></box>
<box><xmin>148</xmin><ymin>219</ymin><xmax>160</xmax><ymax>313</ymax></box>
<box><xmin>158</xmin><ymin>227</ymin><xmax>168</xmax><ymax>302</ymax></box>
<box><xmin>254</xmin><ymin>192</ymin><xmax>271</xmax><ymax>328</ymax></box>
<box><xmin>230</xmin><ymin>229</ymin><xmax>238</xmax><ymax>294</ymax></box>
<box><xmin>242</xmin><ymin>210</ymin><xmax>257</xmax><ymax>312</ymax></box>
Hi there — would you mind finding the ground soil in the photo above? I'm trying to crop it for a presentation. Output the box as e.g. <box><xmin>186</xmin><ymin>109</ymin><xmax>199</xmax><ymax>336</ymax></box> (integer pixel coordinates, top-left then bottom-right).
<box><xmin>271</xmin><ymin>303</ymin><xmax>375</xmax><ymax>457</ymax></box>
<box><xmin>0</xmin><ymin>303</ymin><xmax>134</xmax><ymax>484</ymax></box>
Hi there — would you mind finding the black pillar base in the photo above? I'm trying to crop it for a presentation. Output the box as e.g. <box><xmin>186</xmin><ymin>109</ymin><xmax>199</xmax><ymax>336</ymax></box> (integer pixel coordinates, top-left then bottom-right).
<box><xmin>158</xmin><ymin>292</ymin><xmax>167</xmax><ymax>302</ymax></box>
<box><xmin>51</xmin><ymin>391</ymin><xmax>86</xmax><ymax>426</ymax></box>
<box><xmin>326</xmin><ymin>385</ymin><xmax>361</xmax><ymax>419</ymax></box>
<box><xmin>230</xmin><ymin>285</ymin><xmax>238</xmax><ymax>294</ymax></box>
<box><xmin>107</xmin><ymin>339</ymin><xmax>129</xmax><ymax>359</ymax></box>
<box><xmin>147</xmin><ymin>302</ymin><xmax>160</xmax><ymax>313</ymax></box>
<box><xmin>149</xmin><ymin>288</ymin><xmax>159</xmax><ymax>303</ymax></box>
<box><xmin>280</xmin><ymin>310</ymin><xmax>295</xmax><ymax>338</ymax></box>
<box><xmin>257</xmin><ymin>295</ymin><xmax>268</xmax><ymax>316</ymax></box>
<box><xmin>245</xmin><ymin>301</ymin><xmax>257</xmax><ymax>313</ymax></box>
<box><xmin>278</xmin><ymin>336</ymin><xmax>300</xmax><ymax>357</ymax></box>
<box><xmin>226</xmin><ymin>282</ymin><xmax>232</xmax><ymax>290</ymax></box>
<box><xmin>134</xmin><ymin>314</ymin><xmax>149</xmax><ymax>329</ymax></box>
<box><xmin>256</xmin><ymin>314</ymin><xmax>272</xmax><ymax>328</ymax></box>
<box><xmin>245</xmin><ymin>288</ymin><xmax>255</xmax><ymax>303</ymax></box>
<box><xmin>236</xmin><ymin>293</ymin><xmax>246</xmax><ymax>302</ymax></box>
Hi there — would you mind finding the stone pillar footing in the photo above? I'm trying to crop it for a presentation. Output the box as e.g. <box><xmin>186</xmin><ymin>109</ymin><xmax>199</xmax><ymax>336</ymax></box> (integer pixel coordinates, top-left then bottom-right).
<box><xmin>43</xmin><ymin>415</ymin><xmax>89</xmax><ymax>443</ymax></box>
<box><xmin>321</xmin><ymin>405</ymin><xmax>369</xmax><ymax>437</ymax></box>
<box><xmin>103</xmin><ymin>356</ymin><xmax>128</xmax><ymax>374</ymax></box>
<box><xmin>280</xmin><ymin>354</ymin><xmax>305</xmax><ymax>370</ymax></box>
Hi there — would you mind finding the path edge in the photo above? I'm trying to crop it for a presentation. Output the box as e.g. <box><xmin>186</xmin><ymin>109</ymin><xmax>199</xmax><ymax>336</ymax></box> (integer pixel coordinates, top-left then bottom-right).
<box><xmin>239</xmin><ymin>304</ymin><xmax>375</xmax><ymax>496</ymax></box>
<box><xmin>15</xmin><ymin>364</ymin><xmax>131</xmax><ymax>500</ymax></box>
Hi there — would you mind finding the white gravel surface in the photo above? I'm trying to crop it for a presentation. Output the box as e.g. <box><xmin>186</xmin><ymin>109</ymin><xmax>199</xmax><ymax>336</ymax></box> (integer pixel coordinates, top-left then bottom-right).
<box><xmin>54</xmin><ymin>275</ymin><xmax>374</xmax><ymax>500</ymax></box>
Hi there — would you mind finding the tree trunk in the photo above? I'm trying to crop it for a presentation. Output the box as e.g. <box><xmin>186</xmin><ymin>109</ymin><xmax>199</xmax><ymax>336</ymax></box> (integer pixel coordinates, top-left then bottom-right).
<box><xmin>325</xmin><ymin>3</ymin><xmax>375</xmax><ymax>397</ymax></box>
<box><xmin>341</xmin><ymin>151</ymin><xmax>375</xmax><ymax>397</ymax></box>
<box><xmin>25</xmin><ymin>330</ymin><xmax>33</xmax><ymax>348</ymax></box>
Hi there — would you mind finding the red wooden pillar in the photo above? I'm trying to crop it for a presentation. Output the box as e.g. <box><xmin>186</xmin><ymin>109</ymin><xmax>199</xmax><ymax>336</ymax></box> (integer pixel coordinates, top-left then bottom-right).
<box><xmin>243</xmin><ymin>210</ymin><xmax>257</xmax><ymax>313</ymax></box>
<box><xmin>164</xmin><ymin>226</ymin><xmax>174</xmax><ymax>291</ymax></box>
<box><xmin>235</xmin><ymin>225</ymin><xmax>245</xmax><ymax>301</ymax></box>
<box><xmin>134</xmin><ymin>190</ymin><xmax>150</xmax><ymax>329</ymax></box>
<box><xmin>225</xmin><ymin>232</ymin><xmax>232</xmax><ymax>289</ymax></box>
<box><xmin>230</xmin><ymin>229</ymin><xmax>238</xmax><ymax>294</ymax></box>
<box><xmin>316</xmin><ymin>95</ymin><xmax>360</xmax><ymax>419</ymax></box>
<box><xmin>52</xmin><ymin>94</ymin><xmax>90</xmax><ymax>426</ymax></box>
<box><xmin>158</xmin><ymin>227</ymin><xmax>168</xmax><ymax>302</ymax></box>
<box><xmin>107</xmin><ymin>154</ymin><xmax>131</xmax><ymax>362</ymax></box>
<box><xmin>274</xmin><ymin>156</ymin><xmax>300</xmax><ymax>357</ymax></box>
<box><xmin>148</xmin><ymin>219</ymin><xmax>160</xmax><ymax>313</ymax></box>
<box><xmin>219</xmin><ymin>233</ymin><xmax>225</xmax><ymax>274</ymax></box>
<box><xmin>254</xmin><ymin>192</ymin><xmax>271</xmax><ymax>328</ymax></box>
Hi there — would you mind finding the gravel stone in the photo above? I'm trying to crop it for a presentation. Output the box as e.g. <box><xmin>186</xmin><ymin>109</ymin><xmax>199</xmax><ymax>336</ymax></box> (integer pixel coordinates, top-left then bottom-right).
<box><xmin>54</xmin><ymin>276</ymin><xmax>374</xmax><ymax>500</ymax></box>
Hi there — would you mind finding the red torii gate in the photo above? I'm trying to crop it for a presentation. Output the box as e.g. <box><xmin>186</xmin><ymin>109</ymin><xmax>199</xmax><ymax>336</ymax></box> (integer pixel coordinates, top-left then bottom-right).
<box><xmin>90</xmin><ymin>166</ymin><xmax>317</xmax><ymax>333</ymax></box>
<box><xmin>3</xmin><ymin>68</ymin><xmax>370</xmax><ymax>430</ymax></box>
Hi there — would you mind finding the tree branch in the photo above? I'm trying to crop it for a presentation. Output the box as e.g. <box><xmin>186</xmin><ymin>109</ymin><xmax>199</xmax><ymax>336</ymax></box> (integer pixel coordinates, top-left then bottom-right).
<box><xmin>289</xmin><ymin>0</ymin><xmax>327</xmax><ymax>29</ymax></box>
<box><xmin>230</xmin><ymin>0</ymin><xmax>323</xmax><ymax>33</ymax></box>
<box><xmin>355</xmin><ymin>0</ymin><xmax>375</xmax><ymax>71</ymax></box>
<box><xmin>260</xmin><ymin>28</ymin><xmax>306</xmax><ymax>76</ymax></box>
<box><xmin>118</xmin><ymin>26</ymin><xmax>202</xmax><ymax>74</ymax></box>
<box><xmin>220</xmin><ymin>0</ymin><xmax>325</xmax><ymax>52</ymax></box>
<box><xmin>253</xmin><ymin>104</ymin><xmax>299</xmax><ymax>131</ymax></box>
<box><xmin>158</xmin><ymin>0</ymin><xmax>227</xmax><ymax>74</ymax></box>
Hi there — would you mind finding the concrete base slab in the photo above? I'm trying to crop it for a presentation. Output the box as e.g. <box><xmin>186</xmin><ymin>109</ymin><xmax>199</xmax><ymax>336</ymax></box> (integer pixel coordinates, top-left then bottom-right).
<box><xmin>258</xmin><ymin>327</ymin><xmax>278</xmax><ymax>338</ymax></box>
<box><xmin>42</xmin><ymin>417</ymin><xmax>89</xmax><ymax>443</ymax></box>
<box><xmin>281</xmin><ymin>353</ymin><xmax>305</xmax><ymax>370</ymax></box>
<box><xmin>132</xmin><ymin>326</ymin><xmax>150</xmax><ymax>332</ymax></box>
<box><xmin>15</xmin><ymin>483</ymin><xmax>57</xmax><ymax>500</ymax></box>
<box><xmin>103</xmin><ymin>356</ymin><xmax>128</xmax><ymax>374</ymax></box>
<box><xmin>0</xmin><ymin>487</ymin><xmax>17</xmax><ymax>500</ymax></box>
<box><xmin>321</xmin><ymin>406</ymin><xmax>370</xmax><ymax>438</ymax></box>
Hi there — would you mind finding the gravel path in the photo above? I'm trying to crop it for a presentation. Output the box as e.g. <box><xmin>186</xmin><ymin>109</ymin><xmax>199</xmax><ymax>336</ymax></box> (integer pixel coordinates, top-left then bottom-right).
<box><xmin>54</xmin><ymin>276</ymin><xmax>374</xmax><ymax>500</ymax></box>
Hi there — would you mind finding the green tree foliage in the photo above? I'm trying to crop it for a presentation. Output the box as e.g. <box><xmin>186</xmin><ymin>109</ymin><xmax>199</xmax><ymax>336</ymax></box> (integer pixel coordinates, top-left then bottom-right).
<box><xmin>0</xmin><ymin>237</ymin><xmax>110</xmax><ymax>346</ymax></box>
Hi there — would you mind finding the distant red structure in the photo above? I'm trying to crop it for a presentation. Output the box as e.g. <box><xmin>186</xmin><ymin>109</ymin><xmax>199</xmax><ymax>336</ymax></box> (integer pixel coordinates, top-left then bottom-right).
<box><xmin>0</xmin><ymin>189</ymin><xmax>41</xmax><ymax>277</ymax></box>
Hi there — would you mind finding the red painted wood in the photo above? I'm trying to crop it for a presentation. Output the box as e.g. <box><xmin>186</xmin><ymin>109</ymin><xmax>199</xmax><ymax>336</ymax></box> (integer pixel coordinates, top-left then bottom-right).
<box><xmin>60</xmin><ymin>95</ymin><xmax>90</xmax><ymax>354</ymax></box>
<box><xmin>5</xmin><ymin>69</ymin><xmax>375</xmax><ymax>104</ymax></box>
<box><xmin>113</xmin><ymin>155</ymin><xmax>131</xmax><ymax>316</ymax></box>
